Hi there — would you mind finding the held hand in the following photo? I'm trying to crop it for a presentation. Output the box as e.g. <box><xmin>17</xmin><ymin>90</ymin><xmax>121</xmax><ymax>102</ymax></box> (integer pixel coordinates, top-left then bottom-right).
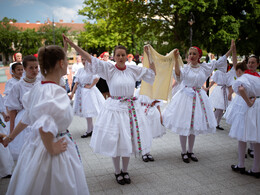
<box><xmin>52</xmin><ymin>137</ymin><xmax>67</xmax><ymax>155</ymax></box>
<box><xmin>62</xmin><ymin>34</ymin><xmax>74</xmax><ymax>47</ymax></box>
<box><xmin>4</xmin><ymin>113</ymin><xmax>10</xmax><ymax>122</ymax></box>
<box><xmin>144</xmin><ymin>45</ymin><xmax>149</xmax><ymax>55</ymax></box>
<box><xmin>69</xmin><ymin>94</ymin><xmax>73</xmax><ymax>100</ymax></box>
<box><xmin>247</xmin><ymin>97</ymin><xmax>256</xmax><ymax>107</ymax></box>
<box><xmin>0</xmin><ymin>133</ymin><xmax>6</xmax><ymax>143</ymax></box>
<box><xmin>2</xmin><ymin>136</ymin><xmax>11</xmax><ymax>147</ymax></box>
<box><xmin>173</xmin><ymin>49</ymin><xmax>179</xmax><ymax>58</ymax></box>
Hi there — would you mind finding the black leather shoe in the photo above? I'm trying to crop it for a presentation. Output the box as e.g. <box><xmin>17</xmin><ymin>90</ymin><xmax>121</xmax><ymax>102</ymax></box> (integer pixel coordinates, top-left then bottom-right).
<box><xmin>247</xmin><ymin>148</ymin><xmax>254</xmax><ymax>158</ymax></box>
<box><xmin>181</xmin><ymin>153</ymin><xmax>190</xmax><ymax>163</ymax></box>
<box><xmin>147</xmin><ymin>154</ymin><xmax>155</xmax><ymax>162</ymax></box>
<box><xmin>115</xmin><ymin>173</ymin><xmax>125</xmax><ymax>185</ymax></box>
<box><xmin>231</xmin><ymin>165</ymin><xmax>246</xmax><ymax>174</ymax></box>
<box><xmin>2</xmin><ymin>174</ymin><xmax>11</xmax><ymax>179</ymax></box>
<box><xmin>142</xmin><ymin>155</ymin><xmax>149</xmax><ymax>162</ymax></box>
<box><xmin>245</xmin><ymin>170</ymin><xmax>260</xmax><ymax>178</ymax></box>
<box><xmin>121</xmin><ymin>171</ymin><xmax>131</xmax><ymax>184</ymax></box>
<box><xmin>81</xmin><ymin>131</ymin><xmax>92</xmax><ymax>138</ymax></box>
<box><xmin>187</xmin><ymin>152</ymin><xmax>198</xmax><ymax>162</ymax></box>
<box><xmin>216</xmin><ymin>125</ymin><xmax>224</xmax><ymax>130</ymax></box>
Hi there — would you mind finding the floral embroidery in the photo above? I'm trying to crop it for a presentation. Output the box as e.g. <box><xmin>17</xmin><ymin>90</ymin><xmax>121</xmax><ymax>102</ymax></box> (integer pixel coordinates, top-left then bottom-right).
<box><xmin>58</xmin><ymin>130</ymin><xmax>81</xmax><ymax>161</ymax></box>
<box><xmin>111</xmin><ymin>96</ymin><xmax>142</xmax><ymax>153</ymax></box>
<box><xmin>190</xmin><ymin>87</ymin><xmax>209</xmax><ymax>129</ymax></box>
<box><xmin>0</xmin><ymin>118</ymin><xmax>6</xmax><ymax>128</ymax></box>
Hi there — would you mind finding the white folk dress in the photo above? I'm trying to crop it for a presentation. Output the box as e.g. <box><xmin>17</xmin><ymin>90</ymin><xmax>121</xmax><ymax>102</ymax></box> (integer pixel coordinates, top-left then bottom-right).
<box><xmin>5</xmin><ymin>79</ymin><xmax>39</xmax><ymax>160</ymax></box>
<box><xmin>163</xmin><ymin>56</ymin><xmax>227</xmax><ymax>136</ymax></box>
<box><xmin>73</xmin><ymin>68</ymin><xmax>105</xmax><ymax>117</ymax></box>
<box><xmin>0</xmin><ymin>94</ymin><xmax>14</xmax><ymax>178</ymax></box>
<box><xmin>88</xmin><ymin>57</ymin><xmax>155</xmax><ymax>157</ymax></box>
<box><xmin>3</xmin><ymin>77</ymin><xmax>20</xmax><ymax>104</ymax></box>
<box><xmin>135</xmin><ymin>88</ymin><xmax>166</xmax><ymax>138</ymax></box>
<box><xmin>224</xmin><ymin>74</ymin><xmax>260</xmax><ymax>143</ymax></box>
<box><xmin>209</xmin><ymin>68</ymin><xmax>236</xmax><ymax>110</ymax></box>
<box><xmin>6</xmin><ymin>82</ymin><xmax>89</xmax><ymax>195</ymax></box>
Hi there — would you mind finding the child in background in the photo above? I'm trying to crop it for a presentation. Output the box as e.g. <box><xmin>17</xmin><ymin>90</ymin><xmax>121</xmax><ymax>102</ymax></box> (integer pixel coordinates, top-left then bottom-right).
<box><xmin>5</xmin><ymin>55</ymin><xmax>39</xmax><ymax>160</ymax></box>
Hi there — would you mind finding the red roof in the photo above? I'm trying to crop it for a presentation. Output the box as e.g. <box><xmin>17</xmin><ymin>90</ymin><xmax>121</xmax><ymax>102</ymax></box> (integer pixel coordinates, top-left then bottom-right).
<box><xmin>10</xmin><ymin>21</ymin><xmax>85</xmax><ymax>32</ymax></box>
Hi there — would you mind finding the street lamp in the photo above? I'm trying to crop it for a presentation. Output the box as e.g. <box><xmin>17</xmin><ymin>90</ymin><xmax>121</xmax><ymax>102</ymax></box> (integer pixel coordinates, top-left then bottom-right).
<box><xmin>188</xmin><ymin>12</ymin><xmax>195</xmax><ymax>47</ymax></box>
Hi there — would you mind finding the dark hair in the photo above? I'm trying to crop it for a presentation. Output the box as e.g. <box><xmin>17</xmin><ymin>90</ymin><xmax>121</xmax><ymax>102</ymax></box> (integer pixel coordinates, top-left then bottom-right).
<box><xmin>23</xmin><ymin>55</ymin><xmax>37</xmax><ymax>68</ymax></box>
<box><xmin>248</xmin><ymin>55</ymin><xmax>259</xmax><ymax>63</ymax></box>
<box><xmin>113</xmin><ymin>45</ymin><xmax>127</xmax><ymax>57</ymax></box>
<box><xmin>11</xmin><ymin>62</ymin><xmax>23</xmax><ymax>71</ymax></box>
<box><xmin>235</xmin><ymin>61</ymin><xmax>247</xmax><ymax>71</ymax></box>
<box><xmin>38</xmin><ymin>45</ymin><xmax>66</xmax><ymax>77</ymax></box>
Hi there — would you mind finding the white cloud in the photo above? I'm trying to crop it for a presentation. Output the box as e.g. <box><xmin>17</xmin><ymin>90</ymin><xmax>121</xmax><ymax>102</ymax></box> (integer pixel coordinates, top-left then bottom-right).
<box><xmin>52</xmin><ymin>5</ymin><xmax>82</xmax><ymax>22</ymax></box>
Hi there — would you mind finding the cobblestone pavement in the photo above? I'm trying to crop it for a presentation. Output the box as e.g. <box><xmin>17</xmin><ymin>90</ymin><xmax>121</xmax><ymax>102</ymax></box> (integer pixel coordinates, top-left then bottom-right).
<box><xmin>1</xmin><ymin>97</ymin><xmax>260</xmax><ymax>195</ymax></box>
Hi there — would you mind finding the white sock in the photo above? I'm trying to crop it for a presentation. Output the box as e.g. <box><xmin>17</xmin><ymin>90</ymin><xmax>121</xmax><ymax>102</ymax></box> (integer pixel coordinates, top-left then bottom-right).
<box><xmin>112</xmin><ymin>156</ymin><xmax>121</xmax><ymax>175</ymax></box>
<box><xmin>86</xmin><ymin>117</ymin><xmax>93</xmax><ymax>133</ymax></box>
<box><xmin>122</xmin><ymin>157</ymin><xmax>130</xmax><ymax>173</ymax></box>
<box><xmin>214</xmin><ymin>109</ymin><xmax>224</xmax><ymax>126</ymax></box>
<box><xmin>179</xmin><ymin>135</ymin><xmax>187</xmax><ymax>154</ymax></box>
<box><xmin>238</xmin><ymin>141</ymin><xmax>246</xmax><ymax>168</ymax></box>
<box><xmin>252</xmin><ymin>143</ymin><xmax>260</xmax><ymax>172</ymax></box>
<box><xmin>188</xmin><ymin>134</ymin><xmax>195</xmax><ymax>153</ymax></box>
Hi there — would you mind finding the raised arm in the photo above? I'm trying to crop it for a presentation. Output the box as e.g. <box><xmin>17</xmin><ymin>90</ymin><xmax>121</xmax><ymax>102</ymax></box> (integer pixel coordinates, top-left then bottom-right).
<box><xmin>63</xmin><ymin>34</ymin><xmax>92</xmax><ymax>64</ymax></box>
<box><xmin>225</xmin><ymin>39</ymin><xmax>235</xmax><ymax>58</ymax></box>
<box><xmin>232</xmin><ymin>41</ymin><xmax>237</xmax><ymax>69</ymax></box>
<box><xmin>144</xmin><ymin>45</ymin><xmax>156</xmax><ymax>75</ymax></box>
<box><xmin>174</xmin><ymin>49</ymin><xmax>180</xmax><ymax>77</ymax></box>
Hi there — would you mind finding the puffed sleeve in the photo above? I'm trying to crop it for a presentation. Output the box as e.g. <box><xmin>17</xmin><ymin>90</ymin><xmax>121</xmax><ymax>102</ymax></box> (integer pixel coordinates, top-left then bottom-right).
<box><xmin>200</xmin><ymin>55</ymin><xmax>227</xmax><ymax>77</ymax></box>
<box><xmin>128</xmin><ymin>65</ymin><xmax>155</xmax><ymax>85</ymax></box>
<box><xmin>21</xmin><ymin>85</ymin><xmax>72</xmax><ymax>136</ymax></box>
<box><xmin>173</xmin><ymin>65</ymin><xmax>188</xmax><ymax>83</ymax></box>
<box><xmin>5</xmin><ymin>83</ymin><xmax>23</xmax><ymax>111</ymax></box>
<box><xmin>0</xmin><ymin>94</ymin><xmax>5</xmax><ymax>113</ymax></box>
<box><xmin>85</xmin><ymin>57</ymin><xmax>114</xmax><ymax>81</ymax></box>
<box><xmin>232</xmin><ymin>76</ymin><xmax>251</xmax><ymax>95</ymax></box>
<box><xmin>226</xmin><ymin>67</ymin><xmax>236</xmax><ymax>86</ymax></box>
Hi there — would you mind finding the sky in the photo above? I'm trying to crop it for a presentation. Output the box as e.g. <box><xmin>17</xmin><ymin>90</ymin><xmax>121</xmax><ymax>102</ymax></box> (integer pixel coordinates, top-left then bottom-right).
<box><xmin>0</xmin><ymin>0</ymin><xmax>89</xmax><ymax>23</ymax></box>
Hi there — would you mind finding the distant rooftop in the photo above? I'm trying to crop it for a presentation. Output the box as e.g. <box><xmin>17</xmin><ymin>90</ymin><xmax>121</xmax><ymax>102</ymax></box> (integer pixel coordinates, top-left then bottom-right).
<box><xmin>9</xmin><ymin>18</ymin><xmax>85</xmax><ymax>32</ymax></box>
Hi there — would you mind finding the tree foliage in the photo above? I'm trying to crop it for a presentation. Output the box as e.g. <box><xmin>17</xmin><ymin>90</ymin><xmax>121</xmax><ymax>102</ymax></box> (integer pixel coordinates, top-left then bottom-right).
<box><xmin>0</xmin><ymin>17</ymin><xmax>19</xmax><ymax>63</ymax></box>
<box><xmin>78</xmin><ymin>0</ymin><xmax>260</xmax><ymax>56</ymax></box>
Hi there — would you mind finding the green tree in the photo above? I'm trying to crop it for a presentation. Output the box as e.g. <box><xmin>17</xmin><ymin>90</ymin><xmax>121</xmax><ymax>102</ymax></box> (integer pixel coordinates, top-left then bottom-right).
<box><xmin>38</xmin><ymin>25</ymin><xmax>71</xmax><ymax>47</ymax></box>
<box><xmin>17</xmin><ymin>29</ymin><xmax>43</xmax><ymax>56</ymax></box>
<box><xmin>78</xmin><ymin>0</ymin><xmax>259</xmax><ymax>56</ymax></box>
<box><xmin>0</xmin><ymin>17</ymin><xmax>19</xmax><ymax>64</ymax></box>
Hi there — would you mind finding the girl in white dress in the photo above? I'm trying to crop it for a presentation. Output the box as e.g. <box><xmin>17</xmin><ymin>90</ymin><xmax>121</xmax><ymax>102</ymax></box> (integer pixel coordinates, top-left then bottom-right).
<box><xmin>163</xmin><ymin>41</ymin><xmax>234</xmax><ymax>163</ymax></box>
<box><xmin>70</xmin><ymin>57</ymin><xmax>105</xmax><ymax>138</ymax></box>
<box><xmin>5</xmin><ymin>55</ymin><xmax>39</xmax><ymax>160</ymax></box>
<box><xmin>224</xmin><ymin>61</ymin><xmax>260</xmax><ymax>178</ymax></box>
<box><xmin>64</xmin><ymin>34</ymin><xmax>156</xmax><ymax>185</ymax></box>
<box><xmin>207</xmin><ymin>62</ymin><xmax>236</xmax><ymax>130</ymax></box>
<box><xmin>4</xmin><ymin>62</ymin><xmax>24</xmax><ymax>104</ymax></box>
<box><xmin>1</xmin><ymin>45</ymin><xmax>89</xmax><ymax>194</ymax></box>
<box><xmin>0</xmin><ymin>94</ymin><xmax>13</xmax><ymax>179</ymax></box>
<box><xmin>135</xmin><ymin>87</ymin><xmax>165</xmax><ymax>162</ymax></box>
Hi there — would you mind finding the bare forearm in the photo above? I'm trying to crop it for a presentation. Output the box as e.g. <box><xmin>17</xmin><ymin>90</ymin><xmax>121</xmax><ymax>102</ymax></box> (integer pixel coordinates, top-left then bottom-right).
<box><xmin>9</xmin><ymin>121</ymin><xmax>28</xmax><ymax>140</ymax></box>
<box><xmin>239</xmin><ymin>86</ymin><xmax>251</xmax><ymax>105</ymax></box>
<box><xmin>9</xmin><ymin>110</ymin><xmax>17</xmax><ymax>133</ymax></box>
<box><xmin>91</xmin><ymin>78</ymin><xmax>99</xmax><ymax>87</ymax></box>
<box><xmin>70</xmin><ymin>42</ymin><xmax>92</xmax><ymax>63</ymax></box>
<box><xmin>39</xmin><ymin>128</ymin><xmax>55</xmax><ymax>155</ymax></box>
<box><xmin>175</xmin><ymin>58</ymin><xmax>180</xmax><ymax>76</ymax></box>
